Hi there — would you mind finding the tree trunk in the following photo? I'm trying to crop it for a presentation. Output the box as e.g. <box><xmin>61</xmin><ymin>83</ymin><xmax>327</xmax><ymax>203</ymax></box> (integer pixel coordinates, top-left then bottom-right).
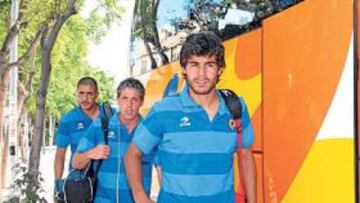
<box><xmin>0</xmin><ymin>29</ymin><xmax>43</xmax><ymax>151</ymax></box>
<box><xmin>0</xmin><ymin>68</ymin><xmax>11</xmax><ymax>143</ymax></box>
<box><xmin>150</xmin><ymin>0</ymin><xmax>169</xmax><ymax>66</ymax></box>
<box><xmin>0</xmin><ymin>26</ymin><xmax>42</xmax><ymax>190</ymax></box>
<box><xmin>0</xmin><ymin>0</ymin><xmax>42</xmax><ymax>141</ymax></box>
<box><xmin>28</xmin><ymin>45</ymin><xmax>50</xmax><ymax>175</ymax></box>
<box><xmin>139</xmin><ymin>0</ymin><xmax>157</xmax><ymax>69</ymax></box>
<box><xmin>17</xmin><ymin>83</ymin><xmax>31</xmax><ymax>161</ymax></box>
<box><xmin>0</xmin><ymin>119</ymin><xmax>9</xmax><ymax>189</ymax></box>
<box><xmin>16</xmin><ymin>53</ymin><xmax>34</xmax><ymax>161</ymax></box>
<box><xmin>28</xmin><ymin>0</ymin><xmax>77</xmax><ymax>179</ymax></box>
<box><xmin>0</xmin><ymin>68</ymin><xmax>11</xmax><ymax>189</ymax></box>
<box><xmin>144</xmin><ymin>39</ymin><xmax>157</xmax><ymax>69</ymax></box>
<box><xmin>0</xmin><ymin>0</ymin><xmax>34</xmax><ymax>142</ymax></box>
<box><xmin>17</xmin><ymin>112</ymin><xmax>28</xmax><ymax>161</ymax></box>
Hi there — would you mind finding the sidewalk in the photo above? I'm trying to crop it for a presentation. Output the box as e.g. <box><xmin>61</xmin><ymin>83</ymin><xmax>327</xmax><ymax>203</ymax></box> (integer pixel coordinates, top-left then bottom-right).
<box><xmin>39</xmin><ymin>147</ymin><xmax>159</xmax><ymax>202</ymax></box>
<box><xmin>1</xmin><ymin>147</ymin><xmax>159</xmax><ymax>202</ymax></box>
<box><xmin>39</xmin><ymin>146</ymin><xmax>59</xmax><ymax>201</ymax></box>
<box><xmin>0</xmin><ymin>147</ymin><xmax>59</xmax><ymax>202</ymax></box>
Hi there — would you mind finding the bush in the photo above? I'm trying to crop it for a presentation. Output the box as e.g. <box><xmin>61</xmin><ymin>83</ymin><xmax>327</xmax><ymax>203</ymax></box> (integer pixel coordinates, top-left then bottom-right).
<box><xmin>3</xmin><ymin>162</ymin><xmax>47</xmax><ymax>203</ymax></box>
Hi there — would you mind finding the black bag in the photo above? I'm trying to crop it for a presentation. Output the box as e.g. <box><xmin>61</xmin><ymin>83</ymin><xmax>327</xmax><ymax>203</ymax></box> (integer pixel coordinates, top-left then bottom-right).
<box><xmin>63</xmin><ymin>166</ymin><xmax>96</xmax><ymax>203</ymax></box>
<box><xmin>63</xmin><ymin>102</ymin><xmax>113</xmax><ymax>203</ymax></box>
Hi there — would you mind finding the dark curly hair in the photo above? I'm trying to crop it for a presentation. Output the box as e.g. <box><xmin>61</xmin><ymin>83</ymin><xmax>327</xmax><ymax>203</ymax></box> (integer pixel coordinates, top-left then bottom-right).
<box><xmin>180</xmin><ymin>32</ymin><xmax>225</xmax><ymax>68</ymax></box>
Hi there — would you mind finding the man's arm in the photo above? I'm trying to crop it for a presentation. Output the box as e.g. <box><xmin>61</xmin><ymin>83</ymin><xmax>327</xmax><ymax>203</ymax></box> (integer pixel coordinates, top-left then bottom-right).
<box><xmin>239</xmin><ymin>148</ymin><xmax>256</xmax><ymax>203</ymax></box>
<box><xmin>72</xmin><ymin>144</ymin><xmax>110</xmax><ymax>170</ymax></box>
<box><xmin>54</xmin><ymin>148</ymin><xmax>66</xmax><ymax>180</ymax></box>
<box><xmin>125</xmin><ymin>143</ymin><xmax>154</xmax><ymax>203</ymax></box>
<box><xmin>237</xmin><ymin>97</ymin><xmax>256</xmax><ymax>202</ymax></box>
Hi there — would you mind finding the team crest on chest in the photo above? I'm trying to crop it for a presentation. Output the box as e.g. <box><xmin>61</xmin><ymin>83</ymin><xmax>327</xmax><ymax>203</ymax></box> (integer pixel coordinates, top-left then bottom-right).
<box><xmin>107</xmin><ymin>131</ymin><xmax>115</xmax><ymax>139</ymax></box>
<box><xmin>77</xmin><ymin>122</ymin><xmax>84</xmax><ymax>130</ymax></box>
<box><xmin>179</xmin><ymin>116</ymin><xmax>191</xmax><ymax>127</ymax></box>
<box><xmin>228</xmin><ymin>118</ymin><xmax>236</xmax><ymax>130</ymax></box>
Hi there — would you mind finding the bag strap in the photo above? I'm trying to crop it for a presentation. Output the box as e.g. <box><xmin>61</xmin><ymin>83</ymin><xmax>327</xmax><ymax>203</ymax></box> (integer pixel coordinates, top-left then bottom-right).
<box><xmin>101</xmin><ymin>102</ymin><xmax>113</xmax><ymax>145</ymax></box>
<box><xmin>92</xmin><ymin>102</ymin><xmax>114</xmax><ymax>175</ymax></box>
<box><xmin>219</xmin><ymin>89</ymin><xmax>242</xmax><ymax>120</ymax></box>
<box><xmin>219</xmin><ymin>89</ymin><xmax>246</xmax><ymax>195</ymax></box>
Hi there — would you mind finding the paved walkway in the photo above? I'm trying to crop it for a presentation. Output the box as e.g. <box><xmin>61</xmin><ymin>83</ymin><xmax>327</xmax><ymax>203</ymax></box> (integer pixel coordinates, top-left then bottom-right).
<box><xmin>39</xmin><ymin>147</ymin><xmax>159</xmax><ymax>202</ymax></box>
<box><xmin>1</xmin><ymin>147</ymin><xmax>160</xmax><ymax>202</ymax></box>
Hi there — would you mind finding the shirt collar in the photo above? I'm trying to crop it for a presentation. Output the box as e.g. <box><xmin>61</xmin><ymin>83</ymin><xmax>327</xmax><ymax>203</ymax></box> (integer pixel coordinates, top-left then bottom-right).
<box><xmin>216</xmin><ymin>90</ymin><xmax>229</xmax><ymax>116</ymax></box>
<box><xmin>180</xmin><ymin>85</ymin><xmax>229</xmax><ymax>116</ymax></box>
<box><xmin>77</xmin><ymin>103</ymin><xmax>101</xmax><ymax>119</ymax></box>
<box><xmin>76</xmin><ymin>106</ymin><xmax>93</xmax><ymax>122</ymax></box>
<box><xmin>114</xmin><ymin>113</ymin><xmax>143</xmax><ymax>131</ymax></box>
<box><xmin>180</xmin><ymin>85</ymin><xmax>197</xmax><ymax>107</ymax></box>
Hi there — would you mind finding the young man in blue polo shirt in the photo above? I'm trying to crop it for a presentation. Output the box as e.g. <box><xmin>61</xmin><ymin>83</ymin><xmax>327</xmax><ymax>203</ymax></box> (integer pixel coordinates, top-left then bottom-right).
<box><xmin>72</xmin><ymin>78</ymin><xmax>153</xmax><ymax>203</ymax></box>
<box><xmin>125</xmin><ymin>32</ymin><xmax>256</xmax><ymax>203</ymax></box>
<box><xmin>54</xmin><ymin>77</ymin><xmax>105</xmax><ymax>199</ymax></box>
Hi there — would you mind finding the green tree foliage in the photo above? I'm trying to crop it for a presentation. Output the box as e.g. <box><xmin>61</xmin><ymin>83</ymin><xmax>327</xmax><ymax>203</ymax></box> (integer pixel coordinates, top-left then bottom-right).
<box><xmin>0</xmin><ymin>0</ymin><xmax>121</xmax><ymax>195</ymax></box>
<box><xmin>23</xmin><ymin>15</ymin><xmax>115</xmax><ymax>121</ymax></box>
<box><xmin>168</xmin><ymin>0</ymin><xmax>297</xmax><ymax>40</ymax></box>
<box><xmin>0</xmin><ymin>1</ymin><xmax>10</xmax><ymax>40</ymax></box>
<box><xmin>84</xmin><ymin>0</ymin><xmax>124</xmax><ymax>43</ymax></box>
<box><xmin>1</xmin><ymin>0</ymin><xmax>121</xmax><ymax>122</ymax></box>
<box><xmin>133</xmin><ymin>0</ymin><xmax>169</xmax><ymax>69</ymax></box>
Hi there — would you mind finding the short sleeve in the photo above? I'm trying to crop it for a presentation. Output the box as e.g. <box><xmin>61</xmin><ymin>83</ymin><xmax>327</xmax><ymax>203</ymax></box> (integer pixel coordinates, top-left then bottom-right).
<box><xmin>133</xmin><ymin>105</ymin><xmax>163</xmax><ymax>154</ymax></box>
<box><xmin>239</xmin><ymin>97</ymin><xmax>255</xmax><ymax>149</ymax></box>
<box><xmin>55</xmin><ymin>117</ymin><xmax>70</xmax><ymax>148</ymax></box>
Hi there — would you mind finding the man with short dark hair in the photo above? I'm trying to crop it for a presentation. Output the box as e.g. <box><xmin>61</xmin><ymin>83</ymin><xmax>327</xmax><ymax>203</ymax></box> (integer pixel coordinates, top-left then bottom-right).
<box><xmin>54</xmin><ymin>76</ymin><xmax>105</xmax><ymax>200</ymax></box>
<box><xmin>72</xmin><ymin>77</ymin><xmax>153</xmax><ymax>203</ymax></box>
<box><xmin>125</xmin><ymin>32</ymin><xmax>256</xmax><ymax>203</ymax></box>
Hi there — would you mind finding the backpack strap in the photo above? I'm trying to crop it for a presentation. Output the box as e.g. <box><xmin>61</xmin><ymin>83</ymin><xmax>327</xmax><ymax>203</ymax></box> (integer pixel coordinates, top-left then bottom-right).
<box><xmin>219</xmin><ymin>89</ymin><xmax>243</xmax><ymax>144</ymax></box>
<box><xmin>219</xmin><ymin>89</ymin><xmax>246</xmax><ymax>201</ymax></box>
<box><xmin>219</xmin><ymin>89</ymin><xmax>242</xmax><ymax>120</ymax></box>
<box><xmin>92</xmin><ymin>102</ymin><xmax>114</xmax><ymax>175</ymax></box>
<box><xmin>100</xmin><ymin>102</ymin><xmax>113</xmax><ymax>145</ymax></box>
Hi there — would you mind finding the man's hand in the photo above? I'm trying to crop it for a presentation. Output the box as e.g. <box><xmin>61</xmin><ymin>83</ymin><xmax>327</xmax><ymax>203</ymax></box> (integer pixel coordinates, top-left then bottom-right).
<box><xmin>87</xmin><ymin>144</ymin><xmax>110</xmax><ymax>160</ymax></box>
<box><xmin>134</xmin><ymin>191</ymin><xmax>156</xmax><ymax>203</ymax></box>
<box><xmin>73</xmin><ymin>144</ymin><xmax>110</xmax><ymax>169</ymax></box>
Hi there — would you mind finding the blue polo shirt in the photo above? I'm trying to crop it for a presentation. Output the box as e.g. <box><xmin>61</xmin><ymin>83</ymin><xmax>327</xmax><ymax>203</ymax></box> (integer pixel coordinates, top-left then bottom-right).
<box><xmin>56</xmin><ymin>105</ymin><xmax>110</xmax><ymax>170</ymax></box>
<box><xmin>133</xmin><ymin>86</ymin><xmax>254</xmax><ymax>203</ymax></box>
<box><xmin>76</xmin><ymin>114</ymin><xmax>153</xmax><ymax>203</ymax></box>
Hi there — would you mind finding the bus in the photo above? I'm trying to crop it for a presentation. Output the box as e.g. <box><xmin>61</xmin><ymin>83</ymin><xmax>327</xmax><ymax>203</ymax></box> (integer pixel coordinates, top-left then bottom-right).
<box><xmin>128</xmin><ymin>0</ymin><xmax>357</xmax><ymax>202</ymax></box>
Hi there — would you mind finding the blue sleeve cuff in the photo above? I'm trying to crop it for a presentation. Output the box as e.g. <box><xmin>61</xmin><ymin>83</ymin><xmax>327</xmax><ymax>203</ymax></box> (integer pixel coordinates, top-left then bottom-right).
<box><xmin>133</xmin><ymin>123</ymin><xmax>161</xmax><ymax>155</ymax></box>
<box><xmin>55</xmin><ymin>133</ymin><xmax>70</xmax><ymax>148</ymax></box>
<box><xmin>55</xmin><ymin>179</ymin><xmax>64</xmax><ymax>192</ymax></box>
<box><xmin>239</xmin><ymin>97</ymin><xmax>255</xmax><ymax>149</ymax></box>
